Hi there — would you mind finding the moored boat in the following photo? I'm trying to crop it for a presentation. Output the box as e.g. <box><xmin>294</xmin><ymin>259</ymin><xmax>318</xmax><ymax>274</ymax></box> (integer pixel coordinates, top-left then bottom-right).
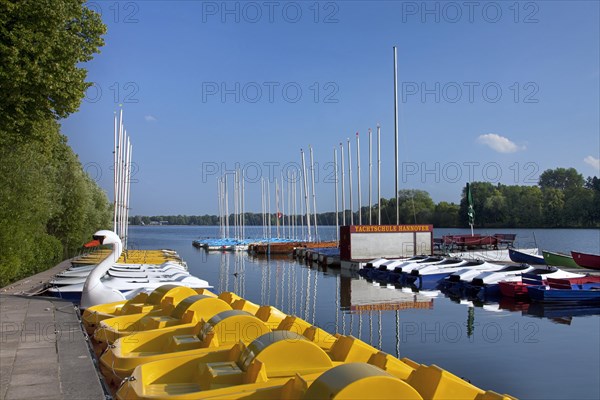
<box><xmin>542</xmin><ymin>250</ymin><xmax>580</xmax><ymax>268</ymax></box>
<box><xmin>498</xmin><ymin>272</ymin><xmax>592</xmax><ymax>298</ymax></box>
<box><xmin>571</xmin><ymin>251</ymin><xmax>600</xmax><ymax>270</ymax></box>
<box><xmin>527</xmin><ymin>277</ymin><xmax>600</xmax><ymax>303</ymax></box>
<box><xmin>509</xmin><ymin>248</ymin><xmax>545</xmax><ymax>264</ymax></box>
<box><xmin>404</xmin><ymin>259</ymin><xmax>473</xmax><ymax>286</ymax></box>
<box><xmin>85</xmin><ymin>280</ymin><xmax>516</xmax><ymax>400</ymax></box>
<box><xmin>465</xmin><ymin>265</ymin><xmax>588</xmax><ymax>299</ymax></box>
<box><xmin>46</xmin><ymin>230</ymin><xmax>211</xmax><ymax>307</ymax></box>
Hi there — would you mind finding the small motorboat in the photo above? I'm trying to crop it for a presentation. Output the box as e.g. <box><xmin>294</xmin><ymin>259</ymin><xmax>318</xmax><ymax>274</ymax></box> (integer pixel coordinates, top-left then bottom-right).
<box><xmin>464</xmin><ymin>264</ymin><xmax>541</xmax><ymax>298</ymax></box>
<box><xmin>404</xmin><ymin>258</ymin><xmax>471</xmax><ymax>286</ymax></box>
<box><xmin>498</xmin><ymin>271</ymin><xmax>589</xmax><ymax>298</ymax></box>
<box><xmin>527</xmin><ymin>277</ymin><xmax>600</xmax><ymax>303</ymax></box>
<box><xmin>370</xmin><ymin>257</ymin><xmax>435</xmax><ymax>281</ymax></box>
<box><xmin>358</xmin><ymin>258</ymin><xmax>392</xmax><ymax>277</ymax></box>
<box><xmin>441</xmin><ymin>262</ymin><xmax>507</xmax><ymax>287</ymax></box>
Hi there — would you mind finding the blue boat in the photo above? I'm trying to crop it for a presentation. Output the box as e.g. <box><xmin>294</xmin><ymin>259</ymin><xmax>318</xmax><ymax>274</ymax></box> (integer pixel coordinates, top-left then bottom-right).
<box><xmin>527</xmin><ymin>277</ymin><xmax>600</xmax><ymax>303</ymax></box>
<box><xmin>509</xmin><ymin>248</ymin><xmax>545</xmax><ymax>265</ymax></box>
<box><xmin>403</xmin><ymin>259</ymin><xmax>487</xmax><ymax>287</ymax></box>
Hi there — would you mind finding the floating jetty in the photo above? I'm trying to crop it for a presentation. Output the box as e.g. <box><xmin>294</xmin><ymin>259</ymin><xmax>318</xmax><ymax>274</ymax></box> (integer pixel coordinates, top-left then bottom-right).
<box><xmin>83</xmin><ymin>284</ymin><xmax>516</xmax><ymax>399</ymax></box>
<box><xmin>72</xmin><ymin>248</ymin><xmax>184</xmax><ymax>266</ymax></box>
<box><xmin>253</xmin><ymin>241</ymin><xmax>338</xmax><ymax>255</ymax></box>
<box><xmin>193</xmin><ymin>237</ymin><xmax>339</xmax><ymax>258</ymax></box>
<box><xmin>193</xmin><ymin>238</ymin><xmax>303</xmax><ymax>253</ymax></box>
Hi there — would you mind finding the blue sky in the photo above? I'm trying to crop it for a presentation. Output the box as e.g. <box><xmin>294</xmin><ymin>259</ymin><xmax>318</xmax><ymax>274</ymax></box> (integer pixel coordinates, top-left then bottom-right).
<box><xmin>63</xmin><ymin>1</ymin><xmax>600</xmax><ymax>215</ymax></box>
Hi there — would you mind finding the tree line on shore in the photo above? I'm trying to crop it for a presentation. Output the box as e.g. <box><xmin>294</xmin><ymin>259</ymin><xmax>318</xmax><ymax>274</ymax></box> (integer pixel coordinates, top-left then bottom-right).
<box><xmin>0</xmin><ymin>1</ymin><xmax>109</xmax><ymax>286</ymax></box>
<box><xmin>131</xmin><ymin>168</ymin><xmax>600</xmax><ymax>229</ymax></box>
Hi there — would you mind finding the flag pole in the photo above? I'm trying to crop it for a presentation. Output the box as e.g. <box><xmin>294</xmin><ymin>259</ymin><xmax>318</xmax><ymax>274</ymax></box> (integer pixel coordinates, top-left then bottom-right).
<box><xmin>393</xmin><ymin>46</ymin><xmax>399</xmax><ymax>225</ymax></box>
<box><xmin>467</xmin><ymin>182</ymin><xmax>475</xmax><ymax>236</ymax></box>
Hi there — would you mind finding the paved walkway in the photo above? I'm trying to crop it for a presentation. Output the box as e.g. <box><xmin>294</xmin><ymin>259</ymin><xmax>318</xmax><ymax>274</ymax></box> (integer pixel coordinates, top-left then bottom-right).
<box><xmin>1</xmin><ymin>259</ymin><xmax>73</xmax><ymax>296</ymax></box>
<box><xmin>1</xmin><ymin>260</ymin><xmax>107</xmax><ymax>400</ymax></box>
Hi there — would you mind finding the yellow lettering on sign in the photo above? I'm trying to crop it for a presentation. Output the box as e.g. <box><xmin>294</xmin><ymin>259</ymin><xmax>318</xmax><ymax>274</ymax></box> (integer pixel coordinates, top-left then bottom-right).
<box><xmin>353</xmin><ymin>225</ymin><xmax>431</xmax><ymax>233</ymax></box>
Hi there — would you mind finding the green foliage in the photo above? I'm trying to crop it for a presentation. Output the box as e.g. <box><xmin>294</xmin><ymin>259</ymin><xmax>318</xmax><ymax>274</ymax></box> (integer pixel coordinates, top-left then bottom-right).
<box><xmin>433</xmin><ymin>202</ymin><xmax>460</xmax><ymax>227</ymax></box>
<box><xmin>538</xmin><ymin>168</ymin><xmax>584</xmax><ymax>191</ymax></box>
<box><xmin>0</xmin><ymin>0</ymin><xmax>105</xmax><ymax>135</ymax></box>
<box><xmin>0</xmin><ymin>0</ymin><xmax>107</xmax><ymax>287</ymax></box>
<box><xmin>0</xmin><ymin>124</ymin><xmax>112</xmax><ymax>287</ymax></box>
<box><xmin>130</xmin><ymin>169</ymin><xmax>599</xmax><ymax>230</ymax></box>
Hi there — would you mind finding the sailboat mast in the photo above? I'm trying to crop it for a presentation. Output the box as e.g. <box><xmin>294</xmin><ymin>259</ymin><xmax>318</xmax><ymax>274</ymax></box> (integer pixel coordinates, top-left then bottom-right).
<box><xmin>267</xmin><ymin>179</ymin><xmax>271</xmax><ymax>239</ymax></box>
<box><xmin>241</xmin><ymin>170</ymin><xmax>245</xmax><ymax>239</ymax></box>
<box><xmin>115</xmin><ymin>113</ymin><xmax>124</xmax><ymax>237</ymax></box>
<box><xmin>234</xmin><ymin>170</ymin><xmax>238</xmax><ymax>240</ymax></box>
<box><xmin>293</xmin><ymin>172</ymin><xmax>297</xmax><ymax>240</ymax></box>
<box><xmin>118</xmin><ymin>127</ymin><xmax>126</xmax><ymax>240</ymax></box>
<box><xmin>124</xmin><ymin>139</ymin><xmax>132</xmax><ymax>250</ymax></box>
<box><xmin>377</xmin><ymin>124</ymin><xmax>381</xmax><ymax>225</ymax></box>
<box><xmin>309</xmin><ymin>145</ymin><xmax>318</xmax><ymax>241</ymax></box>
<box><xmin>347</xmin><ymin>138</ymin><xmax>353</xmax><ymax>225</ymax></box>
<box><xmin>301</xmin><ymin>149</ymin><xmax>312</xmax><ymax>242</ymax></box>
<box><xmin>224</xmin><ymin>174</ymin><xmax>229</xmax><ymax>237</ymax></box>
<box><xmin>368</xmin><ymin>128</ymin><xmax>372</xmax><ymax>225</ymax></box>
<box><xmin>340</xmin><ymin>143</ymin><xmax>346</xmax><ymax>226</ymax></box>
<box><xmin>261</xmin><ymin>178</ymin><xmax>265</xmax><ymax>238</ymax></box>
<box><xmin>275</xmin><ymin>178</ymin><xmax>280</xmax><ymax>239</ymax></box>
<box><xmin>334</xmin><ymin>148</ymin><xmax>339</xmax><ymax>242</ymax></box>
<box><xmin>356</xmin><ymin>132</ymin><xmax>362</xmax><ymax>225</ymax></box>
<box><xmin>217</xmin><ymin>178</ymin><xmax>222</xmax><ymax>238</ymax></box>
<box><xmin>113</xmin><ymin>112</ymin><xmax>118</xmax><ymax>233</ymax></box>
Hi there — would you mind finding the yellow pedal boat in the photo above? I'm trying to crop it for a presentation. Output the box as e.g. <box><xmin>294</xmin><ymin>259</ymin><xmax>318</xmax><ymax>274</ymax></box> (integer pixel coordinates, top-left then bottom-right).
<box><xmin>72</xmin><ymin>249</ymin><xmax>183</xmax><ymax>266</ymax></box>
<box><xmin>82</xmin><ymin>285</ymin><xmax>214</xmax><ymax>335</ymax></box>
<box><xmin>100</xmin><ymin>313</ymin><xmax>336</xmax><ymax>385</ymax></box>
<box><xmin>115</xmin><ymin>330</ymin><xmax>514</xmax><ymax>400</ymax></box>
<box><xmin>92</xmin><ymin>293</ymin><xmax>288</xmax><ymax>354</ymax></box>
<box><xmin>92</xmin><ymin>294</ymin><xmax>233</xmax><ymax>353</ymax></box>
<box><xmin>115</xmin><ymin>331</ymin><xmax>343</xmax><ymax>400</ymax></box>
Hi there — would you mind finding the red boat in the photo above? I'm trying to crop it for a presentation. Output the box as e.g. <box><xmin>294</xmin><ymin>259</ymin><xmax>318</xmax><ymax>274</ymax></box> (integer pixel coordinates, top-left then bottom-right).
<box><xmin>571</xmin><ymin>251</ymin><xmax>600</xmax><ymax>270</ymax></box>
<box><xmin>499</xmin><ymin>273</ymin><xmax>600</xmax><ymax>298</ymax></box>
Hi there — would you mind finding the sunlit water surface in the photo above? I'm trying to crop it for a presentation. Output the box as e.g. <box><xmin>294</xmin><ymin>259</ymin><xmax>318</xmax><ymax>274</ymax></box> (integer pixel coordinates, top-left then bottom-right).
<box><xmin>127</xmin><ymin>226</ymin><xmax>600</xmax><ymax>400</ymax></box>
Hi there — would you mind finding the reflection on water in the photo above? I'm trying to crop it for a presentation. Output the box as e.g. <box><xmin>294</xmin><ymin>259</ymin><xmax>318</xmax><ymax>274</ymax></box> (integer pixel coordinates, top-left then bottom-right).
<box><xmin>499</xmin><ymin>297</ymin><xmax>600</xmax><ymax>326</ymax></box>
<box><xmin>129</xmin><ymin>226</ymin><xmax>599</xmax><ymax>400</ymax></box>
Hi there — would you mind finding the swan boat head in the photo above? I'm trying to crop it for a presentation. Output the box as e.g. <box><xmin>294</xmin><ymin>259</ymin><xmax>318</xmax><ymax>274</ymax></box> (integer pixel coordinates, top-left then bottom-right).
<box><xmin>80</xmin><ymin>230</ymin><xmax>126</xmax><ymax>309</ymax></box>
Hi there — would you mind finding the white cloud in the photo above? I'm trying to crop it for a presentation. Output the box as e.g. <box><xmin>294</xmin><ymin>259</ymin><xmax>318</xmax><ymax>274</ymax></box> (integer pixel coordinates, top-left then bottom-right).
<box><xmin>145</xmin><ymin>115</ymin><xmax>157</xmax><ymax>122</ymax></box>
<box><xmin>584</xmin><ymin>155</ymin><xmax>600</xmax><ymax>170</ymax></box>
<box><xmin>477</xmin><ymin>133</ymin><xmax>525</xmax><ymax>153</ymax></box>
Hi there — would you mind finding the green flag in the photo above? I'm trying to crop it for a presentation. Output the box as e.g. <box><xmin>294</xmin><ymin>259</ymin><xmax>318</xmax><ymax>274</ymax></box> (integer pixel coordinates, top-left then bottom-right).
<box><xmin>467</xmin><ymin>183</ymin><xmax>475</xmax><ymax>227</ymax></box>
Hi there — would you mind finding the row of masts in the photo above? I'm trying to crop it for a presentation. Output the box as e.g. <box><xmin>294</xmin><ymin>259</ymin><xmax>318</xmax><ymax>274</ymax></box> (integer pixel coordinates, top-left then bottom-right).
<box><xmin>215</xmin><ymin>46</ymin><xmax>401</xmax><ymax>242</ymax></box>
<box><xmin>113</xmin><ymin>109</ymin><xmax>133</xmax><ymax>250</ymax></box>
<box><xmin>214</xmin><ymin>125</ymin><xmax>384</xmax><ymax>243</ymax></box>
<box><xmin>332</xmin><ymin>126</ymin><xmax>382</xmax><ymax>241</ymax></box>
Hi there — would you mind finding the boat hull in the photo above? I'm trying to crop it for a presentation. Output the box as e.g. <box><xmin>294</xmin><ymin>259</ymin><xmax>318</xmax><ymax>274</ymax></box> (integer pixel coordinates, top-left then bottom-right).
<box><xmin>571</xmin><ymin>251</ymin><xmax>600</xmax><ymax>270</ymax></box>
<box><xmin>509</xmin><ymin>248</ymin><xmax>545</xmax><ymax>265</ymax></box>
<box><xmin>527</xmin><ymin>285</ymin><xmax>600</xmax><ymax>303</ymax></box>
<box><xmin>542</xmin><ymin>251</ymin><xmax>580</xmax><ymax>268</ymax></box>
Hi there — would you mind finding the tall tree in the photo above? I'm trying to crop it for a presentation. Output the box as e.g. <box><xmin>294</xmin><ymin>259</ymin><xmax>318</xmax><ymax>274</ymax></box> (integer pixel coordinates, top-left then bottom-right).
<box><xmin>397</xmin><ymin>189</ymin><xmax>435</xmax><ymax>224</ymax></box>
<box><xmin>0</xmin><ymin>0</ymin><xmax>105</xmax><ymax>137</ymax></box>
<box><xmin>433</xmin><ymin>202</ymin><xmax>460</xmax><ymax>227</ymax></box>
<box><xmin>538</xmin><ymin>168</ymin><xmax>584</xmax><ymax>191</ymax></box>
<box><xmin>0</xmin><ymin>0</ymin><xmax>107</xmax><ymax>286</ymax></box>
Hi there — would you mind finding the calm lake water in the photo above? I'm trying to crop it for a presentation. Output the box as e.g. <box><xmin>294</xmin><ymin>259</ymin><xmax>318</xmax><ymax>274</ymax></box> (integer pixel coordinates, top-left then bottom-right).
<box><xmin>128</xmin><ymin>226</ymin><xmax>600</xmax><ymax>400</ymax></box>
